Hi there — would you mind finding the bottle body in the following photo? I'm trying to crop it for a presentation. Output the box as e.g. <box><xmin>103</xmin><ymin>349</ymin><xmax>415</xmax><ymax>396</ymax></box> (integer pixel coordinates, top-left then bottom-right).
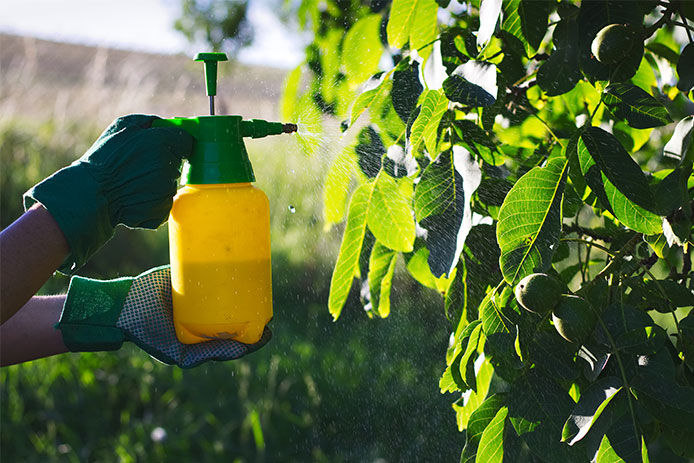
<box><xmin>169</xmin><ymin>182</ymin><xmax>272</xmax><ymax>344</ymax></box>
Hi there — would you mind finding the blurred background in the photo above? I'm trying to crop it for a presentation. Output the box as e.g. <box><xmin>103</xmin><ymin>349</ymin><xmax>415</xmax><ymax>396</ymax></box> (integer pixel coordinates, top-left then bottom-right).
<box><xmin>0</xmin><ymin>1</ymin><xmax>459</xmax><ymax>461</ymax></box>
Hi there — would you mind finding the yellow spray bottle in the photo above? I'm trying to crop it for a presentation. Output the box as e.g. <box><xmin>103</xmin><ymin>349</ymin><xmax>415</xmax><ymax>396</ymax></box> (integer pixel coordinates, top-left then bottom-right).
<box><xmin>154</xmin><ymin>52</ymin><xmax>296</xmax><ymax>344</ymax></box>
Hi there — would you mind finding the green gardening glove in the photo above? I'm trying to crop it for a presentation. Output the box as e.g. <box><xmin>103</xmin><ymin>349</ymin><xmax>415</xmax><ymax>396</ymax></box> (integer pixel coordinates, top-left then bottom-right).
<box><xmin>24</xmin><ymin>114</ymin><xmax>192</xmax><ymax>273</ymax></box>
<box><xmin>57</xmin><ymin>266</ymin><xmax>271</xmax><ymax>368</ymax></box>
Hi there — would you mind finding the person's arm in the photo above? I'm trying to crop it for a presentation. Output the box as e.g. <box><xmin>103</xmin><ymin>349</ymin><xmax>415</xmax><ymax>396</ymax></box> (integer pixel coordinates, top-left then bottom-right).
<box><xmin>0</xmin><ymin>203</ymin><xmax>69</xmax><ymax>324</ymax></box>
<box><xmin>0</xmin><ymin>295</ymin><xmax>67</xmax><ymax>366</ymax></box>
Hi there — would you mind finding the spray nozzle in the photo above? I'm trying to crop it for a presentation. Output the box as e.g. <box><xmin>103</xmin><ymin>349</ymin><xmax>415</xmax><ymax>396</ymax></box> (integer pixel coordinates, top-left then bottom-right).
<box><xmin>240</xmin><ymin>119</ymin><xmax>298</xmax><ymax>138</ymax></box>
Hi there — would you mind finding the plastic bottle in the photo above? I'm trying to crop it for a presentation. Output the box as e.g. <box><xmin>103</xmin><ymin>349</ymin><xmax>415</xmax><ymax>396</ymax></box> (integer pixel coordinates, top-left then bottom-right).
<box><xmin>154</xmin><ymin>53</ymin><xmax>296</xmax><ymax>344</ymax></box>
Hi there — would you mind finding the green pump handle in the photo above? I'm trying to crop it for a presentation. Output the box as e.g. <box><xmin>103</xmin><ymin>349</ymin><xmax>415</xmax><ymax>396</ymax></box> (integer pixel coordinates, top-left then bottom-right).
<box><xmin>195</xmin><ymin>52</ymin><xmax>227</xmax><ymax>114</ymax></box>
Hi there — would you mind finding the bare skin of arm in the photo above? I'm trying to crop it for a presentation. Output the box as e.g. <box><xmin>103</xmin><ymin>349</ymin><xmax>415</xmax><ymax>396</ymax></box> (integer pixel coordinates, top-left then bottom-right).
<box><xmin>0</xmin><ymin>203</ymin><xmax>70</xmax><ymax>365</ymax></box>
<box><xmin>0</xmin><ymin>203</ymin><xmax>69</xmax><ymax>323</ymax></box>
<box><xmin>1</xmin><ymin>295</ymin><xmax>67</xmax><ymax>366</ymax></box>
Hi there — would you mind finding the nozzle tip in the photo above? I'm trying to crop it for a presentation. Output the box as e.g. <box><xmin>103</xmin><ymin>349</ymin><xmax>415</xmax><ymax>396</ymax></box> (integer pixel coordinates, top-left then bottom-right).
<box><xmin>283</xmin><ymin>123</ymin><xmax>298</xmax><ymax>134</ymax></box>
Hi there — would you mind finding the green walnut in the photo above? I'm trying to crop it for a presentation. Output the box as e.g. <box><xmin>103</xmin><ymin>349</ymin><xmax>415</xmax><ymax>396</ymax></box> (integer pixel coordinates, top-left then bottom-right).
<box><xmin>514</xmin><ymin>273</ymin><xmax>563</xmax><ymax>314</ymax></box>
<box><xmin>591</xmin><ymin>24</ymin><xmax>638</xmax><ymax>65</ymax></box>
<box><xmin>552</xmin><ymin>295</ymin><xmax>596</xmax><ymax>344</ymax></box>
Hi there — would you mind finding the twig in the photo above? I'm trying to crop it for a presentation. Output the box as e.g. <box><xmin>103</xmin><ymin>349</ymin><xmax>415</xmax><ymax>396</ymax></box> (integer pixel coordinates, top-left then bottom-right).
<box><xmin>644</xmin><ymin>7</ymin><xmax>673</xmax><ymax>39</ymax></box>
<box><xmin>673</xmin><ymin>20</ymin><xmax>694</xmax><ymax>41</ymax></box>
<box><xmin>564</xmin><ymin>223</ymin><xmax>614</xmax><ymax>242</ymax></box>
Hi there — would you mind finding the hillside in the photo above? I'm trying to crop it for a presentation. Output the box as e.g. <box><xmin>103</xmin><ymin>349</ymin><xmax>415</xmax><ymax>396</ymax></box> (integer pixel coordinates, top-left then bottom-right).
<box><xmin>0</xmin><ymin>33</ymin><xmax>289</xmax><ymax>127</ymax></box>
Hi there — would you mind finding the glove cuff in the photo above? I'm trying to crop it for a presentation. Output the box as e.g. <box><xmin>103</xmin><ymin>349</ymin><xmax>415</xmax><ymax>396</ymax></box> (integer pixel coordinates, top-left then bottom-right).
<box><xmin>58</xmin><ymin>274</ymin><xmax>134</xmax><ymax>352</ymax></box>
<box><xmin>24</xmin><ymin>163</ymin><xmax>114</xmax><ymax>274</ymax></box>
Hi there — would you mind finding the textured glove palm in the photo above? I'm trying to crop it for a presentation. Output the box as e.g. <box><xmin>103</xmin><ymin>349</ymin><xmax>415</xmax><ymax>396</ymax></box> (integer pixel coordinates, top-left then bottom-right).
<box><xmin>24</xmin><ymin>114</ymin><xmax>192</xmax><ymax>273</ymax></box>
<box><xmin>58</xmin><ymin>266</ymin><xmax>271</xmax><ymax>368</ymax></box>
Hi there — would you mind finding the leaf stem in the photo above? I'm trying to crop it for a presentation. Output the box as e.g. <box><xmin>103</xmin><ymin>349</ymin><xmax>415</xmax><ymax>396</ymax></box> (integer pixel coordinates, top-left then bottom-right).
<box><xmin>529</xmin><ymin>112</ymin><xmax>565</xmax><ymax>149</ymax></box>
<box><xmin>511</xmin><ymin>70</ymin><xmax>538</xmax><ymax>88</ymax></box>
<box><xmin>561</xmin><ymin>238</ymin><xmax>614</xmax><ymax>256</ymax></box>
<box><xmin>589</xmin><ymin>99</ymin><xmax>603</xmax><ymax>123</ymax></box>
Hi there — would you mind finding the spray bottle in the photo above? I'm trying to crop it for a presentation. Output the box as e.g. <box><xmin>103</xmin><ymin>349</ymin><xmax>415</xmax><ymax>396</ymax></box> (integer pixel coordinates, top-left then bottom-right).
<box><xmin>154</xmin><ymin>52</ymin><xmax>296</xmax><ymax>344</ymax></box>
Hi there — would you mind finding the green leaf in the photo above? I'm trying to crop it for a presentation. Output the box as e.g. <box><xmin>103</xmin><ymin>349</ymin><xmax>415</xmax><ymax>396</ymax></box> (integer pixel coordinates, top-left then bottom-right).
<box><xmin>645</xmin><ymin>42</ymin><xmax>679</xmax><ymax>64</ymax></box>
<box><xmin>356</xmin><ymin>126</ymin><xmax>385</xmax><ymax>178</ymax></box>
<box><xmin>628</xmin><ymin>279</ymin><xmax>694</xmax><ymax>312</ymax></box>
<box><xmin>444</xmin><ymin>260</ymin><xmax>465</xmax><ymax>324</ymax></box>
<box><xmin>528</xmin><ymin>329</ymin><xmax>581</xmax><ymax>383</ymax></box>
<box><xmin>536</xmin><ymin>50</ymin><xmax>575</xmax><ymax>98</ymax></box>
<box><xmin>462</xmin><ymin>225</ymin><xmax>503</xmax><ymax>322</ymax></box>
<box><xmin>405</xmin><ymin>246</ymin><xmax>451</xmax><ymax>291</ymax></box>
<box><xmin>477</xmin><ymin>0</ymin><xmax>503</xmax><ymax>49</ymax></box>
<box><xmin>644</xmin><ymin>233</ymin><xmax>669</xmax><ymax>259</ymax></box>
<box><xmin>578</xmin><ymin>127</ymin><xmax>662</xmax><ymax>235</ymax></box>
<box><xmin>280</xmin><ymin>64</ymin><xmax>303</xmax><ymax>121</ymax></box>
<box><xmin>367</xmin><ymin>241</ymin><xmax>398</xmax><ymax>318</ymax></box>
<box><xmin>443</xmin><ymin>61</ymin><xmax>498</xmax><ymax>107</ymax></box>
<box><xmin>386</xmin><ymin>0</ymin><xmax>438</xmax><ymax>50</ymax></box>
<box><xmin>497</xmin><ymin>157</ymin><xmax>568</xmax><ymax>284</ymax></box>
<box><xmin>452</xmin><ymin>120</ymin><xmax>503</xmax><ymax>166</ymax></box>
<box><xmin>367</xmin><ymin>174</ymin><xmax>415</xmax><ymax>252</ymax></box>
<box><xmin>603</xmin><ymin>83</ymin><xmax>672</xmax><ymax>129</ymax></box>
<box><xmin>677</xmin><ymin>43</ymin><xmax>694</xmax><ymax>93</ymax></box>
<box><xmin>323</xmin><ymin>147</ymin><xmax>354</xmax><ymax>227</ymax></box>
<box><xmin>631</xmin><ymin>370</ymin><xmax>694</xmax><ymax>429</ymax></box>
<box><xmin>392</xmin><ymin>61</ymin><xmax>424</xmax><ymax>123</ymax></box>
<box><xmin>502</xmin><ymin>0</ymin><xmax>553</xmax><ymax>57</ymax></box>
<box><xmin>318</xmin><ymin>29</ymin><xmax>345</xmax><ymax>102</ymax></box>
<box><xmin>409</xmin><ymin>89</ymin><xmax>449</xmax><ymax>156</ymax></box>
<box><xmin>508</xmin><ymin>369</ymin><xmax>585</xmax><ymax>463</ymax></box>
<box><xmin>480</xmin><ymin>286</ymin><xmax>522</xmax><ymax>371</ymax></box>
<box><xmin>342</xmin><ymin>15</ymin><xmax>383</xmax><ymax>88</ymax></box>
<box><xmin>423</xmin><ymin>148</ymin><xmax>482</xmax><ymax>277</ymax></box>
<box><xmin>562</xmin><ymin>377</ymin><xmax>623</xmax><ymax>446</ymax></box>
<box><xmin>350</xmin><ymin>79</ymin><xmax>392</xmax><ymax>127</ymax></box>
<box><xmin>459</xmin><ymin>321</ymin><xmax>484</xmax><ymax>392</ymax></box>
<box><xmin>454</xmin><ymin>357</ymin><xmax>494</xmax><ymax>431</ymax></box>
<box><xmin>663</xmin><ymin>116</ymin><xmax>694</xmax><ymax>163</ymax></box>
<box><xmin>600</xmin><ymin>304</ymin><xmax>665</xmax><ymax>356</ymax></box>
<box><xmin>461</xmin><ymin>394</ymin><xmax>507</xmax><ymax>463</ymax></box>
<box><xmin>328</xmin><ymin>183</ymin><xmax>373</xmax><ymax>320</ymax></box>
<box><xmin>595</xmin><ymin>414</ymin><xmax>647</xmax><ymax>463</ymax></box>
<box><xmin>477</xmin><ymin>406</ymin><xmax>509</xmax><ymax>463</ymax></box>
<box><xmin>409</xmin><ymin>0</ymin><xmax>438</xmax><ymax>56</ymax></box>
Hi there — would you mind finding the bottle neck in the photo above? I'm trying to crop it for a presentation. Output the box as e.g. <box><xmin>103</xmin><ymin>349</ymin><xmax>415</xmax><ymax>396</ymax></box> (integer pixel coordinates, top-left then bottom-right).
<box><xmin>184</xmin><ymin>182</ymin><xmax>252</xmax><ymax>189</ymax></box>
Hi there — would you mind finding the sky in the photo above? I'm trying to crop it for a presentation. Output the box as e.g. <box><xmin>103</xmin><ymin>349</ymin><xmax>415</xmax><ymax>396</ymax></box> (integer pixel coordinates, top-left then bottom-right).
<box><xmin>0</xmin><ymin>0</ymin><xmax>305</xmax><ymax>68</ymax></box>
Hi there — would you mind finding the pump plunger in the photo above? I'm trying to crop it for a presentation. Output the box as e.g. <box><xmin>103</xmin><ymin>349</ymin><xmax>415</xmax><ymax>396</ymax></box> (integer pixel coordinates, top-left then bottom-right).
<box><xmin>194</xmin><ymin>52</ymin><xmax>228</xmax><ymax>115</ymax></box>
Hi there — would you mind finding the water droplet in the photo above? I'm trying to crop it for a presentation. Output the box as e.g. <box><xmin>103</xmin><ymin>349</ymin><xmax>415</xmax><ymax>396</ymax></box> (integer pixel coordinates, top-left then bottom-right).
<box><xmin>151</xmin><ymin>427</ymin><xmax>167</xmax><ymax>443</ymax></box>
<box><xmin>288</xmin><ymin>205</ymin><xmax>296</xmax><ymax>213</ymax></box>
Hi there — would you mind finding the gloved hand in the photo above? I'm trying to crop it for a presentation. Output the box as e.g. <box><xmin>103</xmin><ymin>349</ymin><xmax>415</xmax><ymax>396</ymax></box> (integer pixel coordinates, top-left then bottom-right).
<box><xmin>57</xmin><ymin>266</ymin><xmax>271</xmax><ymax>368</ymax></box>
<box><xmin>24</xmin><ymin>114</ymin><xmax>192</xmax><ymax>273</ymax></box>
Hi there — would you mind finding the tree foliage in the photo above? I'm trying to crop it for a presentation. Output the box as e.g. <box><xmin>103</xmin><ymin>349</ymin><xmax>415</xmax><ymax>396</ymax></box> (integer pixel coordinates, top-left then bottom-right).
<box><xmin>282</xmin><ymin>0</ymin><xmax>694</xmax><ymax>461</ymax></box>
<box><xmin>175</xmin><ymin>0</ymin><xmax>252</xmax><ymax>55</ymax></box>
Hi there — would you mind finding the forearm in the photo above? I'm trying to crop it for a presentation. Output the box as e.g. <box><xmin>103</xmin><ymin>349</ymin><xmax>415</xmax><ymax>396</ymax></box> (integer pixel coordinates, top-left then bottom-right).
<box><xmin>0</xmin><ymin>203</ymin><xmax>69</xmax><ymax>323</ymax></box>
<box><xmin>0</xmin><ymin>295</ymin><xmax>67</xmax><ymax>366</ymax></box>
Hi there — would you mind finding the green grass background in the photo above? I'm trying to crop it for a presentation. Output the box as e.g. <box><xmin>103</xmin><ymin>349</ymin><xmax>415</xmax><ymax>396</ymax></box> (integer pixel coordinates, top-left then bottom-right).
<box><xmin>0</xmin><ymin>35</ymin><xmax>459</xmax><ymax>462</ymax></box>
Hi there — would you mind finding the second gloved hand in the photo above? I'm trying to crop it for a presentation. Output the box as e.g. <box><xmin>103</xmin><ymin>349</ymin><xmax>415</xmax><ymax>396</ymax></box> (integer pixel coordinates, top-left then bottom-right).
<box><xmin>24</xmin><ymin>114</ymin><xmax>193</xmax><ymax>273</ymax></box>
<box><xmin>57</xmin><ymin>266</ymin><xmax>271</xmax><ymax>368</ymax></box>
